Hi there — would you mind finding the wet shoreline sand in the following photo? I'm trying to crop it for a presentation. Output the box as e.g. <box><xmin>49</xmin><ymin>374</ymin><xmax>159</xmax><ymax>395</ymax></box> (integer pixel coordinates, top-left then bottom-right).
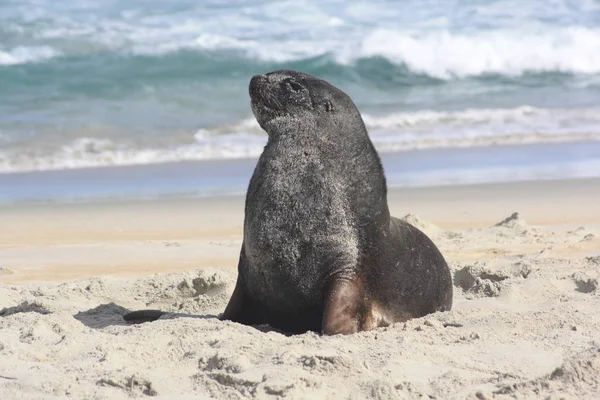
<box><xmin>1</xmin><ymin>177</ymin><xmax>598</xmax><ymax>283</ymax></box>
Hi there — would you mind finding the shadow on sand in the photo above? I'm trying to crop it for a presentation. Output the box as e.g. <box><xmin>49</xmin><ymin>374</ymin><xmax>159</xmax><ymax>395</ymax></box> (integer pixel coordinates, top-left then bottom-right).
<box><xmin>73</xmin><ymin>303</ymin><xmax>216</xmax><ymax>329</ymax></box>
<box><xmin>74</xmin><ymin>304</ymin><xmax>307</xmax><ymax>336</ymax></box>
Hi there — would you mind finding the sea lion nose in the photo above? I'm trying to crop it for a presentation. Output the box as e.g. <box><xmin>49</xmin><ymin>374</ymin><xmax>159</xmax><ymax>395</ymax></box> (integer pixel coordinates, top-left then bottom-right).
<box><xmin>249</xmin><ymin>74</ymin><xmax>267</xmax><ymax>97</ymax></box>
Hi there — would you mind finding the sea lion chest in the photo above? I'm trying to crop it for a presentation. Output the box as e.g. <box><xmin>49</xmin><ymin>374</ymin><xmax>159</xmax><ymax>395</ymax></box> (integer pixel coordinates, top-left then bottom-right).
<box><xmin>242</xmin><ymin>142</ymin><xmax>359</xmax><ymax>308</ymax></box>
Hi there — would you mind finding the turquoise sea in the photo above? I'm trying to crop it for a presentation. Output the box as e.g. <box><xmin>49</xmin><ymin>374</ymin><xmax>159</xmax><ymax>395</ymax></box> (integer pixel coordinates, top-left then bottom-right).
<box><xmin>1</xmin><ymin>0</ymin><xmax>599</xmax><ymax>202</ymax></box>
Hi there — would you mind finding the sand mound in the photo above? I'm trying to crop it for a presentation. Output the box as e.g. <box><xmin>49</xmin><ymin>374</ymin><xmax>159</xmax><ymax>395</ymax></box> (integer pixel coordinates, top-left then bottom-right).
<box><xmin>495</xmin><ymin>348</ymin><xmax>600</xmax><ymax>398</ymax></box>
<box><xmin>453</xmin><ymin>259</ymin><xmax>533</xmax><ymax>298</ymax></box>
<box><xmin>494</xmin><ymin>212</ymin><xmax>528</xmax><ymax>229</ymax></box>
<box><xmin>401</xmin><ymin>213</ymin><xmax>461</xmax><ymax>239</ymax></box>
<box><xmin>401</xmin><ymin>213</ymin><xmax>442</xmax><ymax>235</ymax></box>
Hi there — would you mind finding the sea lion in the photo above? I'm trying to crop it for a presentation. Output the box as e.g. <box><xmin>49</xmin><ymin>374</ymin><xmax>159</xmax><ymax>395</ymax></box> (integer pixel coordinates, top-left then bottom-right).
<box><xmin>123</xmin><ymin>70</ymin><xmax>453</xmax><ymax>334</ymax></box>
<box><xmin>221</xmin><ymin>70</ymin><xmax>452</xmax><ymax>334</ymax></box>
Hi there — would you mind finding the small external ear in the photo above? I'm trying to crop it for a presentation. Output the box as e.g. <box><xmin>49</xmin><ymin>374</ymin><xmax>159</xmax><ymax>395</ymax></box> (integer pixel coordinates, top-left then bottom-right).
<box><xmin>324</xmin><ymin>100</ymin><xmax>334</xmax><ymax>112</ymax></box>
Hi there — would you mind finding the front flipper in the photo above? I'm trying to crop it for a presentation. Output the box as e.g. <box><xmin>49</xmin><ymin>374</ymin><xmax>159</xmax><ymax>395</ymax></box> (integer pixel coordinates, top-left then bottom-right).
<box><xmin>220</xmin><ymin>276</ymin><xmax>265</xmax><ymax>325</ymax></box>
<box><xmin>322</xmin><ymin>275</ymin><xmax>394</xmax><ymax>335</ymax></box>
<box><xmin>322</xmin><ymin>276</ymin><xmax>366</xmax><ymax>335</ymax></box>
<box><xmin>220</xmin><ymin>247</ymin><xmax>266</xmax><ymax>326</ymax></box>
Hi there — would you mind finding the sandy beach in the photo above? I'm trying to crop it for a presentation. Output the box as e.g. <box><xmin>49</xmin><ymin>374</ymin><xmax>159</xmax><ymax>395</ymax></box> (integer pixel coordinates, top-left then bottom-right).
<box><xmin>3</xmin><ymin>1</ymin><xmax>600</xmax><ymax>398</ymax></box>
<box><xmin>1</xmin><ymin>177</ymin><xmax>599</xmax><ymax>399</ymax></box>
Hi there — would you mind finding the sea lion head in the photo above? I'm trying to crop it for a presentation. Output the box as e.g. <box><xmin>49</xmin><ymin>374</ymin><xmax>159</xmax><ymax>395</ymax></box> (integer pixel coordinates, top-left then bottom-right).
<box><xmin>249</xmin><ymin>70</ymin><xmax>363</xmax><ymax>134</ymax></box>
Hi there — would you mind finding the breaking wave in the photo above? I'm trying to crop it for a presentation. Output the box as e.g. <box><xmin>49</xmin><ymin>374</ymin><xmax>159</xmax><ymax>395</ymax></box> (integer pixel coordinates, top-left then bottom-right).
<box><xmin>1</xmin><ymin>106</ymin><xmax>599</xmax><ymax>174</ymax></box>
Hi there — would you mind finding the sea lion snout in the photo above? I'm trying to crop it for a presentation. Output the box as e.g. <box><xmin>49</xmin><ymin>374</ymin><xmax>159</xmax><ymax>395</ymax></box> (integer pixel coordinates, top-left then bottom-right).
<box><xmin>249</xmin><ymin>74</ymin><xmax>279</xmax><ymax>129</ymax></box>
<box><xmin>249</xmin><ymin>74</ymin><xmax>278</xmax><ymax>111</ymax></box>
<box><xmin>249</xmin><ymin>74</ymin><xmax>268</xmax><ymax>98</ymax></box>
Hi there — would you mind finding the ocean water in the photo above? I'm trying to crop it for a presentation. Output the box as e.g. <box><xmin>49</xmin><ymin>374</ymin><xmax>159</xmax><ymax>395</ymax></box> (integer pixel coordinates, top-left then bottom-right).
<box><xmin>1</xmin><ymin>0</ymin><xmax>600</xmax><ymax>178</ymax></box>
<box><xmin>2</xmin><ymin>141</ymin><xmax>599</xmax><ymax>205</ymax></box>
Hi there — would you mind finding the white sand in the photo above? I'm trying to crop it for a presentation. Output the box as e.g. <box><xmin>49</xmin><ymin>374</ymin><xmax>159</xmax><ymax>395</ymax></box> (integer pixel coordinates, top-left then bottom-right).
<box><xmin>1</xmin><ymin>180</ymin><xmax>599</xmax><ymax>399</ymax></box>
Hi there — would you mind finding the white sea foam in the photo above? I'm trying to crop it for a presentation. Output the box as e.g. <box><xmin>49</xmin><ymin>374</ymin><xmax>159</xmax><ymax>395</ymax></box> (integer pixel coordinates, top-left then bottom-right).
<box><xmin>352</xmin><ymin>27</ymin><xmax>600</xmax><ymax>78</ymax></box>
<box><xmin>7</xmin><ymin>0</ymin><xmax>600</xmax><ymax>78</ymax></box>
<box><xmin>1</xmin><ymin>106</ymin><xmax>599</xmax><ymax>174</ymax></box>
<box><xmin>117</xmin><ymin>26</ymin><xmax>600</xmax><ymax>77</ymax></box>
<box><xmin>363</xmin><ymin>106</ymin><xmax>600</xmax><ymax>135</ymax></box>
<box><xmin>0</xmin><ymin>46</ymin><xmax>59</xmax><ymax>65</ymax></box>
<box><xmin>0</xmin><ymin>135</ymin><xmax>267</xmax><ymax>174</ymax></box>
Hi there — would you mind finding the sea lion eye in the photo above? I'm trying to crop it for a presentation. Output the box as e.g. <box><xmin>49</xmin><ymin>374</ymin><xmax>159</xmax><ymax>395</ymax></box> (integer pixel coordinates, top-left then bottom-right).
<box><xmin>285</xmin><ymin>80</ymin><xmax>303</xmax><ymax>93</ymax></box>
